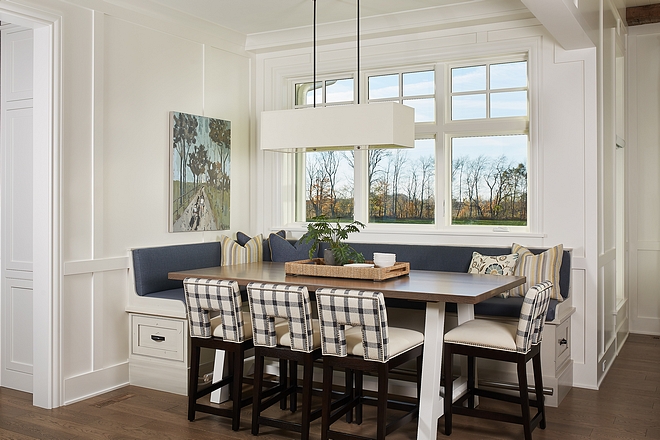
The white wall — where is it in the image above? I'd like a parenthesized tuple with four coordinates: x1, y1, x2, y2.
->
(628, 22, 660, 336)
(254, 17, 601, 388)
(3, 0, 253, 406)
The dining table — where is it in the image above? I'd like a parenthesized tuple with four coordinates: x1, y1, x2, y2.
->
(169, 261, 525, 440)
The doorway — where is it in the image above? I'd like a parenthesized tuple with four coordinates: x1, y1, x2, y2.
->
(0, 5, 59, 409)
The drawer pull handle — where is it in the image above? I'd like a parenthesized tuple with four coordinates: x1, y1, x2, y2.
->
(151, 335, 166, 342)
(558, 338, 568, 346)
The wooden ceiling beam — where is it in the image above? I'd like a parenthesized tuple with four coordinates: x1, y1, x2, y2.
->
(627, 3, 660, 26)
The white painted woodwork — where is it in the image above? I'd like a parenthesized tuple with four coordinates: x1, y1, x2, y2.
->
(0, 0, 650, 407)
(1, 26, 34, 393)
(628, 23, 660, 335)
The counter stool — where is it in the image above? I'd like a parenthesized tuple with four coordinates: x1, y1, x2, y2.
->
(246, 282, 322, 440)
(443, 280, 553, 440)
(183, 277, 253, 431)
(315, 288, 424, 440)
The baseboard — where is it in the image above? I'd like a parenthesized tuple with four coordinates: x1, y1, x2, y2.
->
(63, 362, 130, 405)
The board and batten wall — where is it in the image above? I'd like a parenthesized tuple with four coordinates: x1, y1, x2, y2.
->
(0, 0, 253, 407)
(628, 22, 660, 336)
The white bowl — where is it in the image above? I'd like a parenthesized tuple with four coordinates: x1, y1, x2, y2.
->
(373, 253, 396, 267)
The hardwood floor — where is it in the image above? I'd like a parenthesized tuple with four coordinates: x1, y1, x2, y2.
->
(0, 333, 658, 439)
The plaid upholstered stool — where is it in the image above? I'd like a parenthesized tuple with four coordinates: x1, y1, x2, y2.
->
(443, 280, 553, 440)
(246, 282, 323, 440)
(183, 277, 254, 431)
(315, 288, 424, 440)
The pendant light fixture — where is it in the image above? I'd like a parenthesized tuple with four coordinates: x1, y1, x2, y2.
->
(260, 0, 415, 152)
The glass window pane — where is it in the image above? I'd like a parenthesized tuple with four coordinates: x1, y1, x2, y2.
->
(451, 135, 527, 226)
(369, 139, 435, 224)
(305, 151, 354, 221)
(451, 94, 486, 120)
(490, 91, 527, 118)
(326, 78, 354, 103)
(295, 81, 321, 106)
(451, 65, 486, 93)
(369, 74, 399, 99)
(403, 98, 435, 123)
(490, 61, 527, 90)
(403, 71, 434, 96)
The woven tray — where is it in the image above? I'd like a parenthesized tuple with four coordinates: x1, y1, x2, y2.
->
(284, 259, 410, 281)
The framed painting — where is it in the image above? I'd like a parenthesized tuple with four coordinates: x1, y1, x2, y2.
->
(170, 111, 230, 232)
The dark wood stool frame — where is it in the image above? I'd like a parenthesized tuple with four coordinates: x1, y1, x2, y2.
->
(321, 345, 424, 440)
(443, 341, 546, 440)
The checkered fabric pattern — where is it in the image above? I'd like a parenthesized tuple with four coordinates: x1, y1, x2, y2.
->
(184, 277, 246, 342)
(515, 280, 553, 353)
(315, 288, 390, 363)
(246, 282, 314, 353)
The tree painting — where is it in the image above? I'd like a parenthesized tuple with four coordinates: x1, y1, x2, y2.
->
(170, 111, 230, 232)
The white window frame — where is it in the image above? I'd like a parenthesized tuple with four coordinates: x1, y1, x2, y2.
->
(284, 49, 539, 236)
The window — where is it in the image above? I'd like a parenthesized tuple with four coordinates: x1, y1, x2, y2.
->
(367, 70, 436, 224)
(291, 57, 529, 230)
(295, 78, 356, 221)
(448, 59, 529, 227)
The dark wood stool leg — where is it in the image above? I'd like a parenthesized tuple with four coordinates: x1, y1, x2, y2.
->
(279, 358, 288, 410)
(188, 341, 201, 422)
(321, 361, 333, 440)
(517, 358, 532, 440)
(290, 360, 298, 413)
(467, 355, 475, 408)
(355, 370, 363, 425)
(230, 347, 244, 431)
(345, 367, 354, 423)
(533, 352, 546, 429)
(376, 364, 388, 440)
(252, 349, 265, 435)
(300, 355, 314, 440)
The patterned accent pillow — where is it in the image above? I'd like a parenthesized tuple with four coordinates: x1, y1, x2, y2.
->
(220, 234, 263, 266)
(468, 252, 519, 276)
(510, 243, 564, 301)
(269, 233, 314, 262)
(468, 252, 520, 298)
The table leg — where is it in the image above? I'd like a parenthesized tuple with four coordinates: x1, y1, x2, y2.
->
(417, 301, 446, 440)
(210, 349, 229, 404)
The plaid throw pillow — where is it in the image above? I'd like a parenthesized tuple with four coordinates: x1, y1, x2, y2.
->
(510, 243, 563, 301)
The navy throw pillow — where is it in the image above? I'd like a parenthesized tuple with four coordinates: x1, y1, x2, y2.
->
(269, 233, 314, 262)
(237, 230, 285, 261)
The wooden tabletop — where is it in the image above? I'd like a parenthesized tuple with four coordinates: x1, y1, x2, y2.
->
(168, 261, 525, 304)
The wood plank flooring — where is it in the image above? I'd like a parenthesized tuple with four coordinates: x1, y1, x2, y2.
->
(0, 333, 658, 439)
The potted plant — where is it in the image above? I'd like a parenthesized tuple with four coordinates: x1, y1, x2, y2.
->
(301, 216, 366, 266)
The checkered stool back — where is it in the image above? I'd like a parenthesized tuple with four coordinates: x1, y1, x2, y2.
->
(247, 282, 314, 353)
(184, 277, 246, 342)
(315, 288, 390, 363)
(516, 281, 553, 353)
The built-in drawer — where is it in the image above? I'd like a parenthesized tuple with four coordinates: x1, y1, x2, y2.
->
(554, 318, 570, 369)
(131, 314, 185, 362)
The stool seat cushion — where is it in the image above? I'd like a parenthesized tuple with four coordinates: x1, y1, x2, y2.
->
(444, 319, 517, 352)
(210, 311, 254, 340)
(279, 319, 322, 349)
(346, 327, 424, 360)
